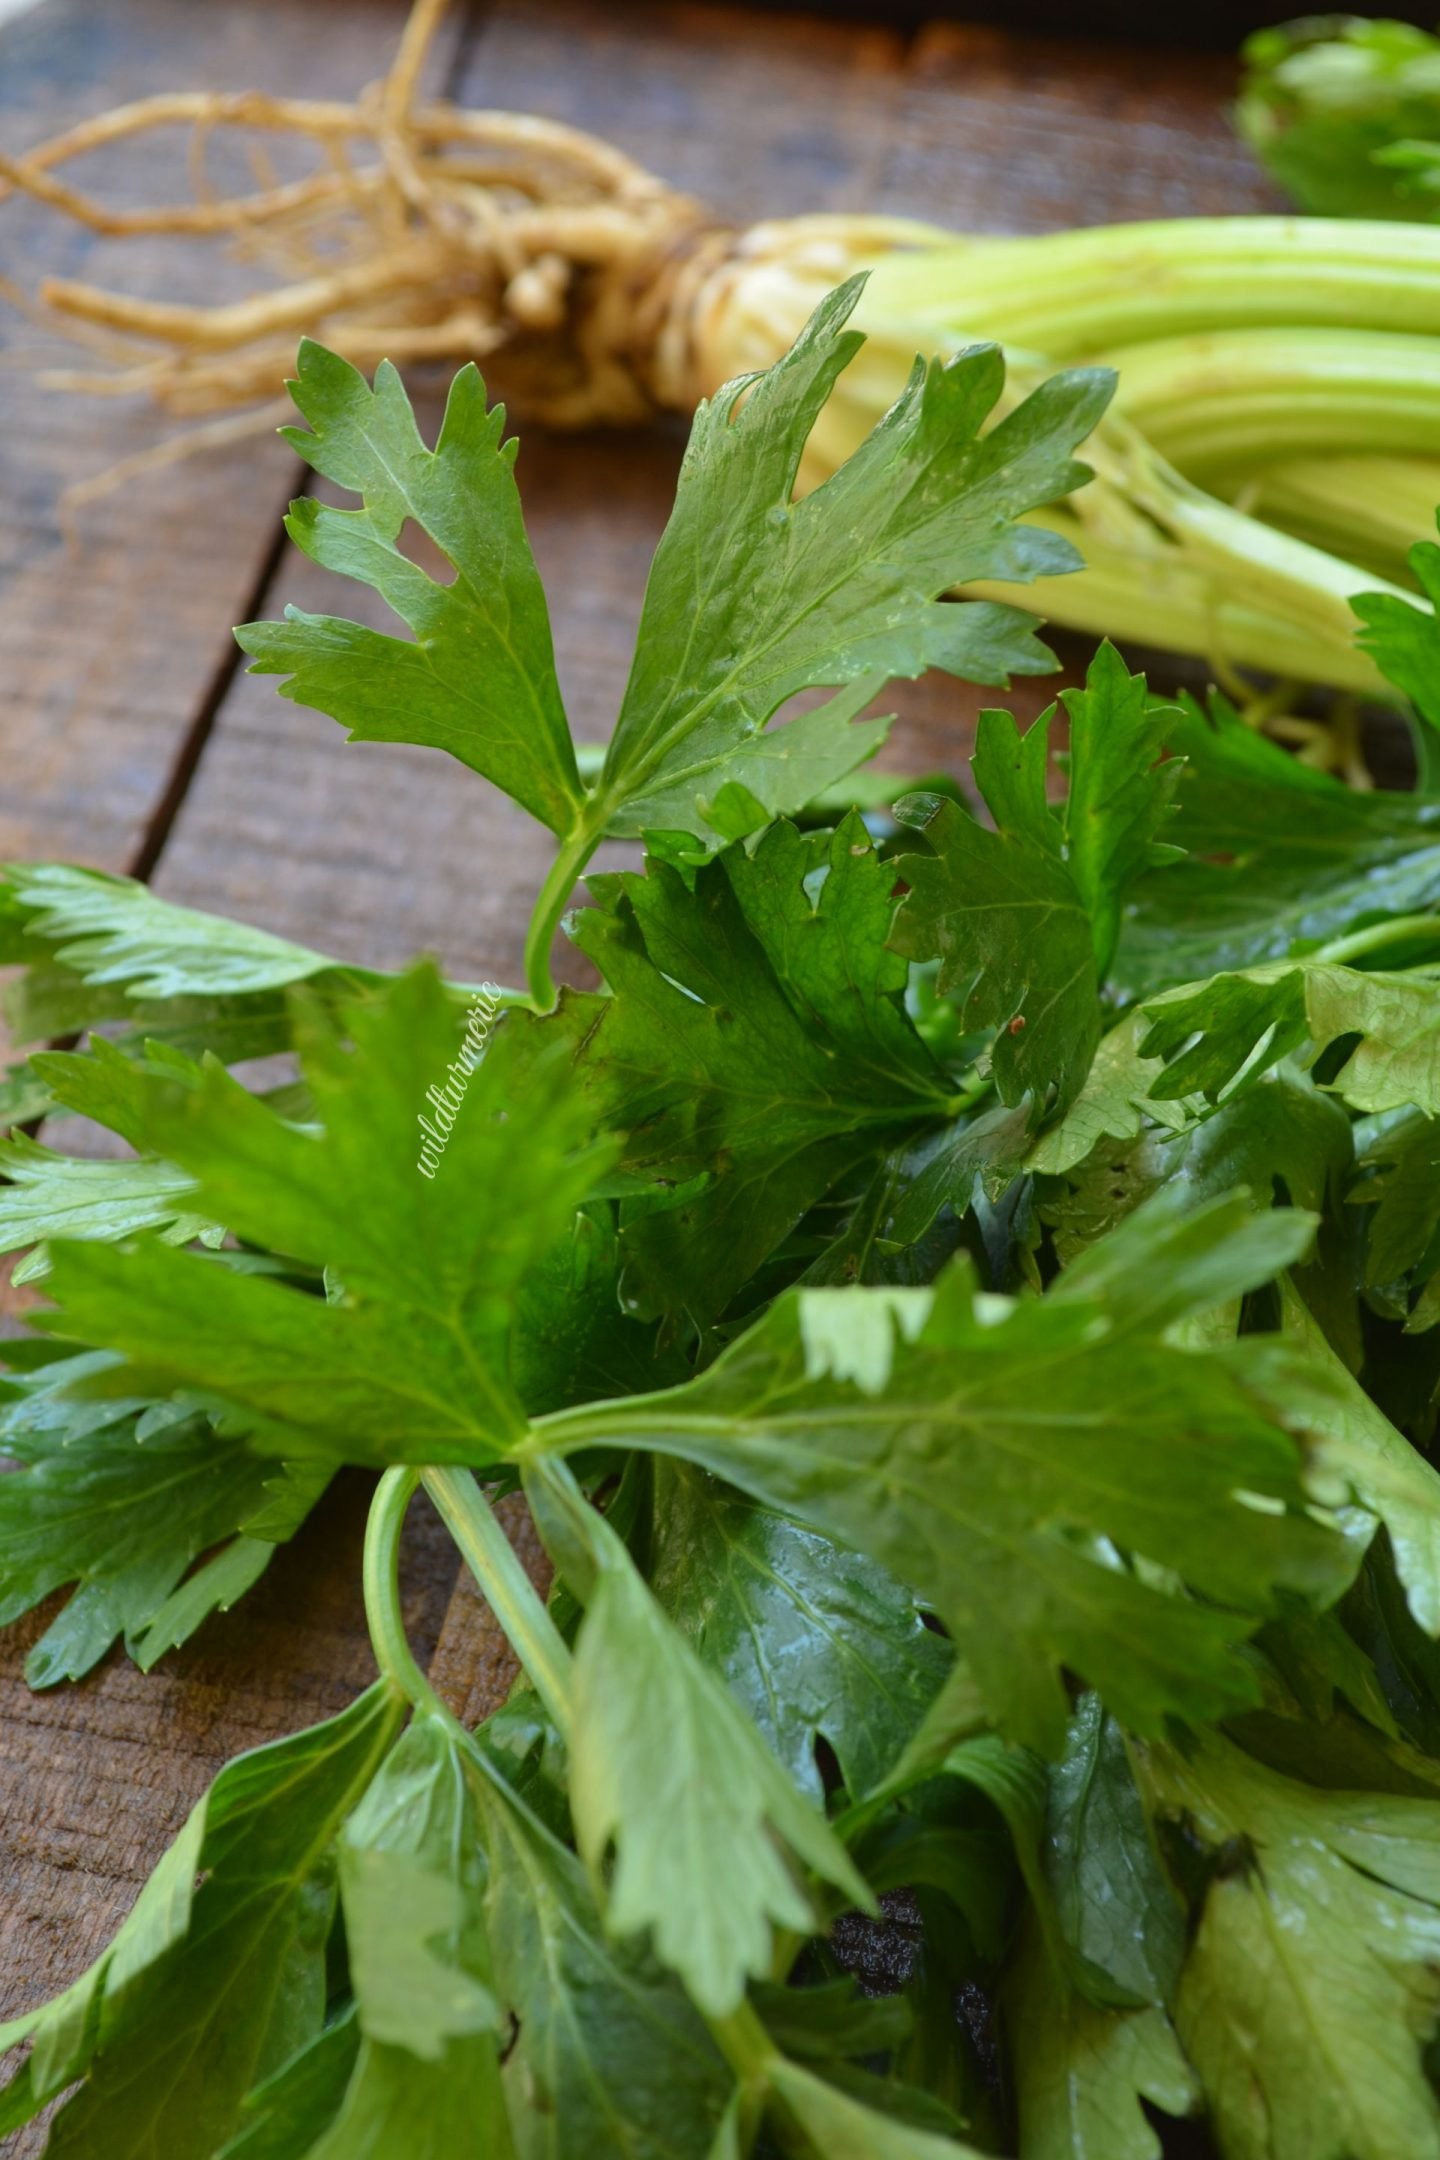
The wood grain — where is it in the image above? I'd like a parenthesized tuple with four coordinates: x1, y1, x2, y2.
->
(0, 4, 461, 2141)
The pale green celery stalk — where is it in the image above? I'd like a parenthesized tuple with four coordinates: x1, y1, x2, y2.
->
(852, 216, 1440, 354)
(703, 216, 1440, 384)
(1241, 455, 1440, 586)
(1098, 328, 1440, 472)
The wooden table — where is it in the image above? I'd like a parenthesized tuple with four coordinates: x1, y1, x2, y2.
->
(0, 4, 1277, 2144)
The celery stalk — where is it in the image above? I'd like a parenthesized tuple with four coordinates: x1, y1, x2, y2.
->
(1098, 329, 1440, 472)
(1241, 454, 1440, 584)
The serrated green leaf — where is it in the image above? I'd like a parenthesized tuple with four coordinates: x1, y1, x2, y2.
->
(1037, 1066, 1352, 1266)
(1141, 957, 1440, 1113)
(1057, 641, 1182, 976)
(40, 969, 616, 1465)
(237, 342, 582, 836)
(1115, 692, 1440, 998)
(598, 277, 1111, 843)
(1025, 1010, 1196, 1178)
(0, 862, 346, 1000)
(0, 1370, 316, 1684)
(892, 645, 1175, 1116)
(1144, 1730, 1440, 2160)
(567, 1524, 871, 2015)
(541, 1196, 1351, 1751)
(1240, 1284, 1440, 1637)
(519, 817, 952, 1321)
(0, 1133, 214, 1284)
(1353, 1107, 1440, 1318)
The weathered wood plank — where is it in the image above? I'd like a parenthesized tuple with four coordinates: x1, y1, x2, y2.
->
(0, 4, 465, 2133)
(0, 0, 421, 869)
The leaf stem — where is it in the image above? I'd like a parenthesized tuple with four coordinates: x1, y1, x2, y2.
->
(523, 801, 611, 1012)
(423, 1466, 575, 1740)
(707, 2001, 778, 2144)
(1311, 913, 1440, 966)
(363, 1466, 448, 1717)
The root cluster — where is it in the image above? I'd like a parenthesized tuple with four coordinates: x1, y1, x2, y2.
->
(0, 0, 733, 454)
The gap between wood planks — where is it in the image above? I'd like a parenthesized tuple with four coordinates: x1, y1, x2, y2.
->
(122, 0, 496, 887)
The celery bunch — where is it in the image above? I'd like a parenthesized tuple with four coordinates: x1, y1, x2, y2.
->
(693, 215, 1440, 693)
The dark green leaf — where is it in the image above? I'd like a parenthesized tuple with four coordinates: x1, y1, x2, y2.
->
(216, 2013, 360, 2160)
(0, 1360, 320, 1684)
(520, 818, 952, 1320)
(893, 645, 1175, 1115)
(1357, 533, 1440, 746)
(1115, 693, 1440, 998)
(1043, 1694, 1185, 2008)
(647, 1459, 949, 1802)
(0, 1682, 403, 2156)
(467, 1751, 732, 2160)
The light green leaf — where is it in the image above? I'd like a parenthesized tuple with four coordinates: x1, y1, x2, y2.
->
(41, 969, 616, 1465)
(1242, 1284, 1440, 1636)
(1145, 1730, 1440, 2160)
(1005, 1914, 1198, 2160)
(237, 341, 582, 836)
(599, 277, 1112, 843)
(0, 1134, 213, 1284)
(338, 1716, 499, 2060)
(568, 1534, 871, 2015)
(1025, 1011, 1196, 1178)
(1141, 956, 1440, 1114)
(304, 1715, 515, 2159)
(1356, 529, 1440, 739)
(0, 861, 346, 1000)
(1037, 1066, 1352, 1266)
